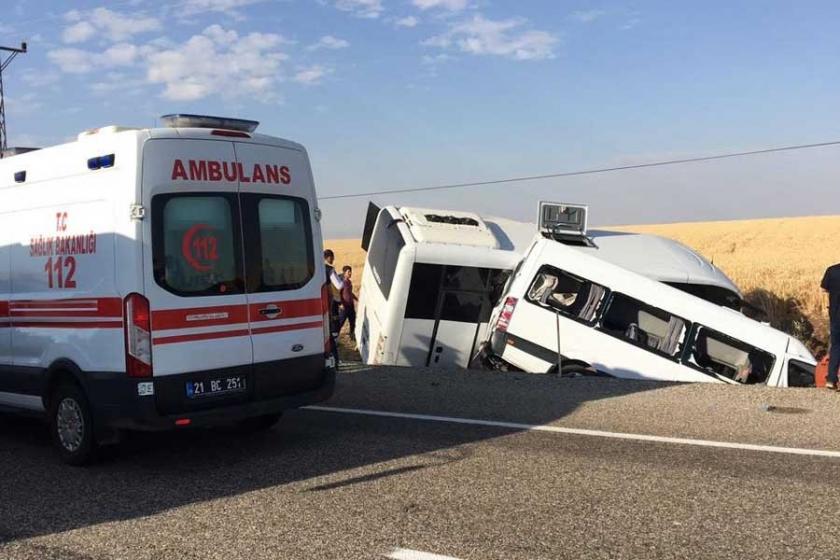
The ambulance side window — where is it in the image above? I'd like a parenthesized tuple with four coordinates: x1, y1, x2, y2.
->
(152, 194, 243, 296)
(241, 195, 315, 292)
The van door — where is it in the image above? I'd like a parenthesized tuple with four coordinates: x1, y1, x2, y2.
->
(143, 140, 253, 407)
(233, 142, 325, 396)
(429, 290, 486, 367)
(403, 265, 504, 369)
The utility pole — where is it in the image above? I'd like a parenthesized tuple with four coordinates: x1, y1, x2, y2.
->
(0, 42, 27, 154)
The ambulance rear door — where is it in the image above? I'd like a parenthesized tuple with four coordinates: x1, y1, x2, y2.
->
(142, 139, 253, 395)
(233, 141, 326, 396)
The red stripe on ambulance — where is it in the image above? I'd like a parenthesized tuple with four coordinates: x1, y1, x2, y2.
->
(13, 320, 123, 329)
(0, 298, 123, 327)
(150, 298, 323, 331)
(251, 321, 323, 336)
(10, 297, 123, 318)
(152, 319, 323, 346)
(249, 298, 322, 322)
(153, 328, 251, 346)
(151, 304, 249, 330)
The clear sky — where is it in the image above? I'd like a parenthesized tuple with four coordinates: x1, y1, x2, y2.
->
(2, 0, 839, 237)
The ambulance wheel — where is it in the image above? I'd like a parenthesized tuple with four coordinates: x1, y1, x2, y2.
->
(50, 383, 98, 466)
(235, 413, 282, 434)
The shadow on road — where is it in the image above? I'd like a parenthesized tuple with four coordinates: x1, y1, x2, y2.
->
(0, 364, 660, 544)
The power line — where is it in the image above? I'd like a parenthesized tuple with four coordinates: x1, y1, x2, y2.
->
(318, 139, 840, 201)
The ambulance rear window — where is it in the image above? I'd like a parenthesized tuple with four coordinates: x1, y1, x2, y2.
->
(242, 195, 314, 292)
(152, 194, 243, 296)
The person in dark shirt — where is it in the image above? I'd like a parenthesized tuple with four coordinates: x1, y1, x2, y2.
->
(338, 265, 358, 340)
(821, 263, 840, 389)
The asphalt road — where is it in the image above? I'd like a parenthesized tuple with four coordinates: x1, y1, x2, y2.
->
(2, 364, 840, 559)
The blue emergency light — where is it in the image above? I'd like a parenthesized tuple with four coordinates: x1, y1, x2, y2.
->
(87, 154, 116, 170)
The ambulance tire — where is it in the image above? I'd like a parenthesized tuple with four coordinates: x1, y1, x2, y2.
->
(49, 382, 98, 466)
(234, 413, 282, 434)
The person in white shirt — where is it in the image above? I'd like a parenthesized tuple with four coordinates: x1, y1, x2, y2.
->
(324, 249, 343, 365)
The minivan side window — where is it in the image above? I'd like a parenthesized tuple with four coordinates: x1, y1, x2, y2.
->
(242, 195, 314, 292)
(367, 215, 405, 300)
(599, 292, 687, 358)
(152, 194, 243, 296)
(685, 326, 775, 384)
(525, 265, 608, 325)
(787, 359, 815, 387)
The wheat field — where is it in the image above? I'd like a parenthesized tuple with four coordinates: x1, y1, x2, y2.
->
(325, 214, 840, 357)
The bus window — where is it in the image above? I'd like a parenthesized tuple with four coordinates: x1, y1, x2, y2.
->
(405, 263, 444, 320)
(525, 266, 606, 324)
(443, 266, 488, 291)
(787, 359, 816, 387)
(686, 326, 775, 384)
(600, 293, 687, 358)
(368, 215, 405, 300)
(441, 292, 484, 322)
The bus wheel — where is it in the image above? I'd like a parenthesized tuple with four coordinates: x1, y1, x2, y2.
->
(50, 383, 98, 466)
(235, 413, 282, 434)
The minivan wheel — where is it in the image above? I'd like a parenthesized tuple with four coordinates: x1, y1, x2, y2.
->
(50, 383, 98, 466)
(235, 413, 282, 434)
(557, 363, 597, 377)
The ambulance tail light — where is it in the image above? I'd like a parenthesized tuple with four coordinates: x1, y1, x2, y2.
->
(124, 293, 153, 378)
(321, 282, 334, 364)
(496, 297, 518, 333)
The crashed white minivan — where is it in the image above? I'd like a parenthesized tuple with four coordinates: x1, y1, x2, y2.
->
(478, 203, 817, 386)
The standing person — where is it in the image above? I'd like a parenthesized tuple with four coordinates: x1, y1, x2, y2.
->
(324, 249, 344, 366)
(338, 266, 359, 340)
(821, 262, 840, 389)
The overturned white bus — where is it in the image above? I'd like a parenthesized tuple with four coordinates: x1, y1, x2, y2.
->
(354, 202, 748, 371)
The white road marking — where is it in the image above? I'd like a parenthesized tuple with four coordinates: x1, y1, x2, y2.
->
(387, 548, 465, 560)
(306, 406, 840, 459)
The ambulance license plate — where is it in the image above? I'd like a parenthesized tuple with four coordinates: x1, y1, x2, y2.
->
(186, 376, 247, 399)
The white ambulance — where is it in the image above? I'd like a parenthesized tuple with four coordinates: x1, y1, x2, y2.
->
(0, 114, 335, 464)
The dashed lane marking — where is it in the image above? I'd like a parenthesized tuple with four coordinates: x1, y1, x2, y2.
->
(387, 548, 465, 560)
(305, 406, 840, 459)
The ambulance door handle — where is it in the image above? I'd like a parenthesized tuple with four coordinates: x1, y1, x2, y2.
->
(259, 305, 281, 319)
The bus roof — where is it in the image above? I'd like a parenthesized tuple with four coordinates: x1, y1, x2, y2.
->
(388, 205, 741, 298)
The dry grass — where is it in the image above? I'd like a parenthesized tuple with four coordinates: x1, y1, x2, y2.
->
(609, 215, 840, 356)
(326, 215, 840, 358)
(324, 238, 368, 279)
